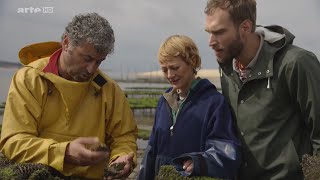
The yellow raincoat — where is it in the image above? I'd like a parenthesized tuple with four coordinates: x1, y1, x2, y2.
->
(0, 42, 138, 179)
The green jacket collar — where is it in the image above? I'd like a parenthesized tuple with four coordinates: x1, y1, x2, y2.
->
(221, 25, 295, 84)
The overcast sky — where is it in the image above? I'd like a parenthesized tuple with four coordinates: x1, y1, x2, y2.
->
(0, 0, 319, 74)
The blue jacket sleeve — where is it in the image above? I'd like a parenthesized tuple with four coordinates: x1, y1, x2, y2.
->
(173, 139, 241, 179)
(137, 144, 156, 180)
(172, 97, 241, 179)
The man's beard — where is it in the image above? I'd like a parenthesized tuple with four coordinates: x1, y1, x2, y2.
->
(217, 34, 243, 65)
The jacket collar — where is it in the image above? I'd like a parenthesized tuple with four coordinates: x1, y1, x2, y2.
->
(242, 41, 276, 82)
(163, 77, 201, 112)
(220, 42, 276, 85)
(220, 25, 295, 84)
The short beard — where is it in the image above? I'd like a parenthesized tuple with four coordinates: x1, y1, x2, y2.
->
(218, 33, 243, 65)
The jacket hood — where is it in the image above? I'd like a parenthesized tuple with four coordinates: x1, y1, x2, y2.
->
(191, 78, 217, 95)
(256, 25, 295, 50)
(19, 41, 61, 65)
(219, 25, 296, 75)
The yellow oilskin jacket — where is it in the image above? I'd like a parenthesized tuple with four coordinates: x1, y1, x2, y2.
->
(0, 42, 138, 179)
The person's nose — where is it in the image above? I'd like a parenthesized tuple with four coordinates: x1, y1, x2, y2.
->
(87, 62, 98, 74)
(209, 34, 218, 47)
(167, 69, 175, 79)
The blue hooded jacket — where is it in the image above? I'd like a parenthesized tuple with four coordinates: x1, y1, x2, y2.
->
(138, 78, 241, 179)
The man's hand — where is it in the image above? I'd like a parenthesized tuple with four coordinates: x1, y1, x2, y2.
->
(65, 137, 110, 166)
(183, 159, 193, 173)
(105, 152, 135, 180)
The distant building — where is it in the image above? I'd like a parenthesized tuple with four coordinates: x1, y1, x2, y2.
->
(136, 69, 221, 88)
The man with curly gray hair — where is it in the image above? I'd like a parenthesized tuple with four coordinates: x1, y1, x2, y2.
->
(60, 12, 115, 82)
(63, 12, 115, 57)
(0, 13, 137, 179)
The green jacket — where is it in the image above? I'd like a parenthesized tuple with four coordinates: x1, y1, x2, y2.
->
(219, 25, 320, 180)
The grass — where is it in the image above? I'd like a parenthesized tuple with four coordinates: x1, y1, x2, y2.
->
(125, 86, 169, 90)
(128, 97, 159, 108)
(125, 91, 163, 95)
(125, 88, 163, 108)
(138, 128, 151, 140)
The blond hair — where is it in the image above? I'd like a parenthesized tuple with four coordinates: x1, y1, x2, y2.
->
(157, 35, 201, 74)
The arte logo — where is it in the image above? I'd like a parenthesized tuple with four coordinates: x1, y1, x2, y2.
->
(17, 7, 54, 14)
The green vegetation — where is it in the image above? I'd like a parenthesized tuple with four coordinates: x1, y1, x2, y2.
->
(138, 128, 151, 140)
(126, 91, 163, 95)
(0, 102, 5, 116)
(155, 165, 222, 180)
(0, 102, 5, 109)
(126, 86, 169, 90)
(0, 167, 63, 180)
(128, 97, 159, 108)
(125, 87, 163, 107)
(0, 156, 117, 180)
(125, 88, 162, 109)
(0, 167, 16, 179)
(125, 87, 168, 97)
(0, 156, 65, 180)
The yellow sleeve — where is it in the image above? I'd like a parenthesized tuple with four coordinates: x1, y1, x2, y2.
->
(0, 67, 68, 172)
(104, 82, 138, 166)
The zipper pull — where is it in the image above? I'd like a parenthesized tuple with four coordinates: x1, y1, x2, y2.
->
(267, 77, 271, 89)
(170, 126, 174, 136)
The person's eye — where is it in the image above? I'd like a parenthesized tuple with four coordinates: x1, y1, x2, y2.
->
(172, 66, 179, 70)
(162, 69, 168, 73)
(214, 30, 225, 36)
(84, 58, 91, 62)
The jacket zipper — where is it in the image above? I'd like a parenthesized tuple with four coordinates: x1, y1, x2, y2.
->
(170, 96, 188, 136)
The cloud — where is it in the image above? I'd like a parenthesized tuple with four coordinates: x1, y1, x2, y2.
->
(0, 0, 318, 75)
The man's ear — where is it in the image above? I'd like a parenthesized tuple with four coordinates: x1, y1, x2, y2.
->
(62, 35, 70, 51)
(239, 19, 254, 33)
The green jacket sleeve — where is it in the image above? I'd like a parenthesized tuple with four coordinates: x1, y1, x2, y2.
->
(285, 50, 320, 154)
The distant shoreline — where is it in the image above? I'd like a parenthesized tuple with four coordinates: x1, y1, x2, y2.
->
(0, 61, 21, 69)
